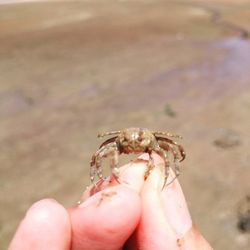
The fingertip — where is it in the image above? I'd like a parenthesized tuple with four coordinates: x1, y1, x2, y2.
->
(26, 199, 66, 219)
(177, 225, 214, 250)
(69, 186, 141, 250)
(9, 199, 71, 250)
(119, 159, 148, 192)
(138, 152, 164, 165)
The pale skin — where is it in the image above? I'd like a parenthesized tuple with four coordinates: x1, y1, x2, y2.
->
(9, 153, 213, 250)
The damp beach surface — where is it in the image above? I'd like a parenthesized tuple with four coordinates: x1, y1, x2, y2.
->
(0, 1, 250, 249)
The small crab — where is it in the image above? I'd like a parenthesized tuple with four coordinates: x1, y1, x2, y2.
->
(90, 127, 186, 186)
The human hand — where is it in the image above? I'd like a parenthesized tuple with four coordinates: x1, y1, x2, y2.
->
(9, 153, 213, 250)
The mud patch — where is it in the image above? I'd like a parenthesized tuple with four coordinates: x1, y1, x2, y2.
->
(213, 129, 241, 149)
(237, 196, 250, 233)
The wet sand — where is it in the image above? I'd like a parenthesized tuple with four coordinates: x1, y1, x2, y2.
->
(0, 0, 250, 249)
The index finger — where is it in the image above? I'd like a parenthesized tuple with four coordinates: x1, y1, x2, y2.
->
(68, 160, 147, 250)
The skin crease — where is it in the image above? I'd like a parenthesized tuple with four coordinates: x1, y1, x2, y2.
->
(9, 153, 213, 250)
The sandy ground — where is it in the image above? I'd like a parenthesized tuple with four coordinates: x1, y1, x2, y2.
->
(0, 0, 250, 249)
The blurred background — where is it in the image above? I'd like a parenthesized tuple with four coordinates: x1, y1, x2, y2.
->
(0, 0, 250, 249)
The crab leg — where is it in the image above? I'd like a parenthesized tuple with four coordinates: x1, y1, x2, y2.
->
(98, 130, 121, 138)
(90, 142, 119, 183)
(157, 139, 183, 186)
(110, 149, 120, 183)
(156, 136, 186, 162)
(144, 150, 154, 180)
(153, 131, 182, 139)
(158, 140, 179, 162)
(153, 146, 170, 188)
(98, 136, 117, 149)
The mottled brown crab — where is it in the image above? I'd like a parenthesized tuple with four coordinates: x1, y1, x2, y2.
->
(90, 127, 185, 186)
